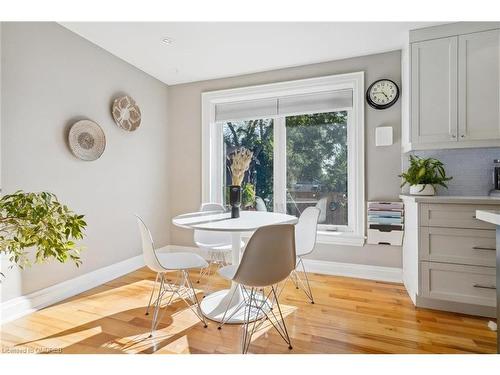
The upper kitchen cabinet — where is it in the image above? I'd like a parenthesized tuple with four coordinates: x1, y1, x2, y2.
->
(405, 23, 500, 151)
(411, 37, 458, 145)
(458, 29, 500, 141)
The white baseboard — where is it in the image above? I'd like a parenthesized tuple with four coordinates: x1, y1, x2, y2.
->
(166, 245, 403, 283)
(1, 255, 144, 324)
(302, 258, 402, 283)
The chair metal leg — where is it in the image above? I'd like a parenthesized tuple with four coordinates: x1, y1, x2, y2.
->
(217, 285, 248, 330)
(269, 286, 293, 350)
(239, 285, 293, 354)
(149, 273, 166, 337)
(290, 269, 300, 289)
(197, 254, 213, 283)
(185, 271, 208, 328)
(241, 287, 255, 354)
(149, 270, 208, 338)
(295, 257, 315, 304)
(145, 272, 160, 315)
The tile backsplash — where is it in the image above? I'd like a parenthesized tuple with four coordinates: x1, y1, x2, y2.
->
(402, 148, 500, 196)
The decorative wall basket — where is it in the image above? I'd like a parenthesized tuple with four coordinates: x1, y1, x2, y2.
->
(68, 120, 106, 161)
(112, 95, 141, 131)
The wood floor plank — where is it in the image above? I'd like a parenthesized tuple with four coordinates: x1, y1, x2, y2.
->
(0, 266, 496, 354)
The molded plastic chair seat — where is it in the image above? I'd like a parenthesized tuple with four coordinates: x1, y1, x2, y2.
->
(136, 216, 208, 335)
(210, 241, 245, 252)
(194, 203, 238, 285)
(218, 264, 238, 280)
(156, 251, 208, 270)
(290, 207, 320, 303)
(224, 224, 296, 353)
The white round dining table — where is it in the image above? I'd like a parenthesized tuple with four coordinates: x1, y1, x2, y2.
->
(172, 210, 298, 324)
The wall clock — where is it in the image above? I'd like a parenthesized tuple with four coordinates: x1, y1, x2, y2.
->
(366, 79, 400, 110)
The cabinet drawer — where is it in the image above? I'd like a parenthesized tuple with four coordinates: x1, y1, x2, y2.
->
(420, 262, 496, 306)
(420, 227, 496, 266)
(420, 203, 497, 229)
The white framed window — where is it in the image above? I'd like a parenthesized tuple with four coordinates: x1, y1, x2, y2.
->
(202, 72, 365, 246)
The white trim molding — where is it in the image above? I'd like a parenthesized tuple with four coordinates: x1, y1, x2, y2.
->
(1, 255, 145, 324)
(201, 72, 365, 246)
(302, 258, 403, 283)
(168, 245, 402, 284)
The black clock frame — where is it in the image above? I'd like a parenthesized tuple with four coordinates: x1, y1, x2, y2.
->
(366, 79, 400, 110)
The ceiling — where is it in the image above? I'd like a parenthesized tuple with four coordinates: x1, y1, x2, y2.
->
(60, 22, 443, 85)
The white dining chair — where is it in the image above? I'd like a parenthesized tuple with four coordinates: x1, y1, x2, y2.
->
(255, 196, 268, 211)
(291, 206, 320, 304)
(194, 203, 241, 284)
(315, 197, 328, 224)
(136, 216, 209, 337)
(217, 224, 296, 353)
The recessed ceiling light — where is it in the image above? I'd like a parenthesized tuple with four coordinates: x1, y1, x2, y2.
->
(161, 37, 173, 45)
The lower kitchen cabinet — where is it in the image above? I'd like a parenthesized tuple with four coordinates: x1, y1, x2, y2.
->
(401, 195, 499, 317)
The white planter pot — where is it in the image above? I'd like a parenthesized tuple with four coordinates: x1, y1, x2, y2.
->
(410, 184, 435, 196)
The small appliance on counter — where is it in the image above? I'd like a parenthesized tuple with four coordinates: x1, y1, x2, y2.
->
(489, 159, 500, 197)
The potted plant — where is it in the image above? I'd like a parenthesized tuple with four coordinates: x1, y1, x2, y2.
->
(228, 148, 253, 218)
(0, 191, 87, 277)
(400, 155, 452, 196)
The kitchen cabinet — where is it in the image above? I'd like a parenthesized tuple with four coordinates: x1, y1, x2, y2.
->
(406, 23, 500, 151)
(401, 195, 500, 318)
(411, 37, 458, 145)
(458, 29, 500, 141)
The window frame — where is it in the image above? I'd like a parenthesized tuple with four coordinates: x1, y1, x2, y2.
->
(201, 72, 365, 246)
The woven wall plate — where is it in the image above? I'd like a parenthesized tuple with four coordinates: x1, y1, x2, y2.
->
(68, 120, 106, 161)
(112, 95, 141, 131)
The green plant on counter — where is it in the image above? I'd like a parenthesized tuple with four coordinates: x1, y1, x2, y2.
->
(400, 155, 452, 191)
(242, 182, 256, 209)
(0, 191, 87, 277)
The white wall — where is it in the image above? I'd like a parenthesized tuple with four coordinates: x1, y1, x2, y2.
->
(167, 50, 403, 268)
(1, 23, 170, 302)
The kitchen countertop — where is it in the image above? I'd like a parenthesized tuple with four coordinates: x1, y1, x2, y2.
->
(476, 210, 500, 226)
(399, 194, 500, 204)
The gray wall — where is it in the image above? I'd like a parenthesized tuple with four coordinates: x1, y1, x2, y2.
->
(167, 50, 403, 268)
(1, 23, 170, 302)
(406, 148, 500, 196)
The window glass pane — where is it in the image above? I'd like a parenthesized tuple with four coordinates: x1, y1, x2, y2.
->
(222, 119, 274, 211)
(286, 111, 348, 226)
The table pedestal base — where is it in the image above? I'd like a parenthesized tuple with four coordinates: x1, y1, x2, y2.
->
(200, 287, 270, 324)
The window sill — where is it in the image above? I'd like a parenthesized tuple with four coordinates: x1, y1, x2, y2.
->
(241, 230, 365, 247)
(316, 231, 365, 246)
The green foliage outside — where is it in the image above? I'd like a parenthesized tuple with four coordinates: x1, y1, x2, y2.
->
(286, 112, 348, 195)
(222, 111, 348, 211)
(0, 191, 87, 276)
(223, 119, 274, 209)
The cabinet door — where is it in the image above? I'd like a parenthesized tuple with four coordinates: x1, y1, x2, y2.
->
(458, 29, 500, 141)
(411, 37, 458, 144)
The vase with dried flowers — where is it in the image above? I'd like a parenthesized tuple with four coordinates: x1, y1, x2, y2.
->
(228, 147, 253, 218)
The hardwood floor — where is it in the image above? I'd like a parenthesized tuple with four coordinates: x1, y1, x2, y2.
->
(1, 266, 497, 354)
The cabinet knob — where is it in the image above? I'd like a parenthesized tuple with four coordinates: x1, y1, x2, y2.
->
(451, 134, 456, 138)
(460, 134, 465, 138)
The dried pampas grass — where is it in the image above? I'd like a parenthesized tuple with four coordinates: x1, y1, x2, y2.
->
(230, 148, 253, 186)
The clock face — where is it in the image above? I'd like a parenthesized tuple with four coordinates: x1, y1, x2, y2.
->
(367, 79, 399, 109)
